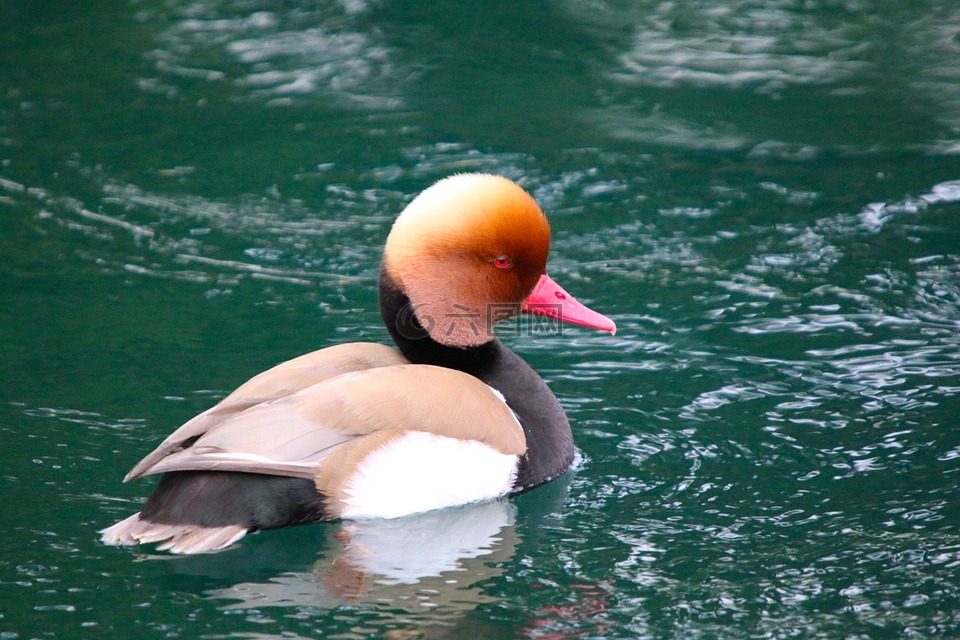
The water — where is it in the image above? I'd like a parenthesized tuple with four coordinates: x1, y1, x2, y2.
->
(2, 0, 960, 637)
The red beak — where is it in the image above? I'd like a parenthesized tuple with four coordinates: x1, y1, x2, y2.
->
(522, 274, 617, 335)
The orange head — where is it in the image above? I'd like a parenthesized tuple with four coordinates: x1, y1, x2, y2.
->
(383, 174, 551, 347)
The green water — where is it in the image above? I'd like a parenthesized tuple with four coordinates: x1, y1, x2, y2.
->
(3, 0, 960, 638)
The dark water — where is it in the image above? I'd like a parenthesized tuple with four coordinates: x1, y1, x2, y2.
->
(3, 1, 960, 638)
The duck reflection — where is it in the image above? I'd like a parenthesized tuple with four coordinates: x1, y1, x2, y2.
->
(135, 472, 572, 637)
(321, 498, 517, 598)
(201, 502, 503, 640)
(199, 472, 570, 616)
(206, 498, 518, 611)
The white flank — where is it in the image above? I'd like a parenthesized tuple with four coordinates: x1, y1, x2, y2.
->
(340, 431, 519, 520)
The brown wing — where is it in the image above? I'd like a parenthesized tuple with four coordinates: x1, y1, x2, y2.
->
(126, 364, 526, 482)
(124, 342, 408, 481)
(220, 342, 409, 402)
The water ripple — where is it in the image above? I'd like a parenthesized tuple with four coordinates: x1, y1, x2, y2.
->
(142, 2, 409, 108)
(611, 4, 868, 92)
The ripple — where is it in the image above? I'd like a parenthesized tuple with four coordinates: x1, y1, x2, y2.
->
(142, 1, 409, 108)
(1, 167, 396, 289)
(859, 179, 960, 232)
(566, 1, 960, 155)
(560, 0, 871, 92)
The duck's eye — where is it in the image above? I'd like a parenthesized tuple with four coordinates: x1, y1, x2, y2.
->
(494, 255, 512, 269)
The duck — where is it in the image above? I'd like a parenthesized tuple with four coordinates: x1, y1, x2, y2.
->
(100, 173, 616, 554)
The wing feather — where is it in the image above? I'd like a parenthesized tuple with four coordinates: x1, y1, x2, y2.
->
(125, 342, 407, 481)
(125, 361, 526, 483)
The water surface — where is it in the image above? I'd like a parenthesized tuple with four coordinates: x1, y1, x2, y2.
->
(2, 1, 960, 638)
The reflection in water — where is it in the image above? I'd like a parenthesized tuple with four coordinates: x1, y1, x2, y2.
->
(330, 501, 516, 589)
(187, 477, 571, 636)
(208, 500, 517, 612)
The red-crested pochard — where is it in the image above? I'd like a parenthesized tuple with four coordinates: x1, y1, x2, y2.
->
(101, 173, 616, 553)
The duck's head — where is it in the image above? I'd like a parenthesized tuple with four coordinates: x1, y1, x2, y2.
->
(383, 173, 616, 347)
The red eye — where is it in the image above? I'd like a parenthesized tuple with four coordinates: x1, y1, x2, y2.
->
(494, 255, 512, 269)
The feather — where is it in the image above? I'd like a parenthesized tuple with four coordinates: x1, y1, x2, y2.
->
(100, 513, 247, 554)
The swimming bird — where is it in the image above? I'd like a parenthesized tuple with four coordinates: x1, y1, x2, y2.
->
(100, 173, 616, 554)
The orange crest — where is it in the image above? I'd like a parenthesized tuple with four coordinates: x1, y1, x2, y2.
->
(384, 174, 551, 347)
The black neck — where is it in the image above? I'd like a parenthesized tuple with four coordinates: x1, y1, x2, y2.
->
(377, 269, 497, 372)
(378, 268, 574, 490)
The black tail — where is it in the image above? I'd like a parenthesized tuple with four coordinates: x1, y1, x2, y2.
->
(102, 471, 326, 553)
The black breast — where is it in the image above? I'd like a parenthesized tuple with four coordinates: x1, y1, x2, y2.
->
(378, 269, 576, 491)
